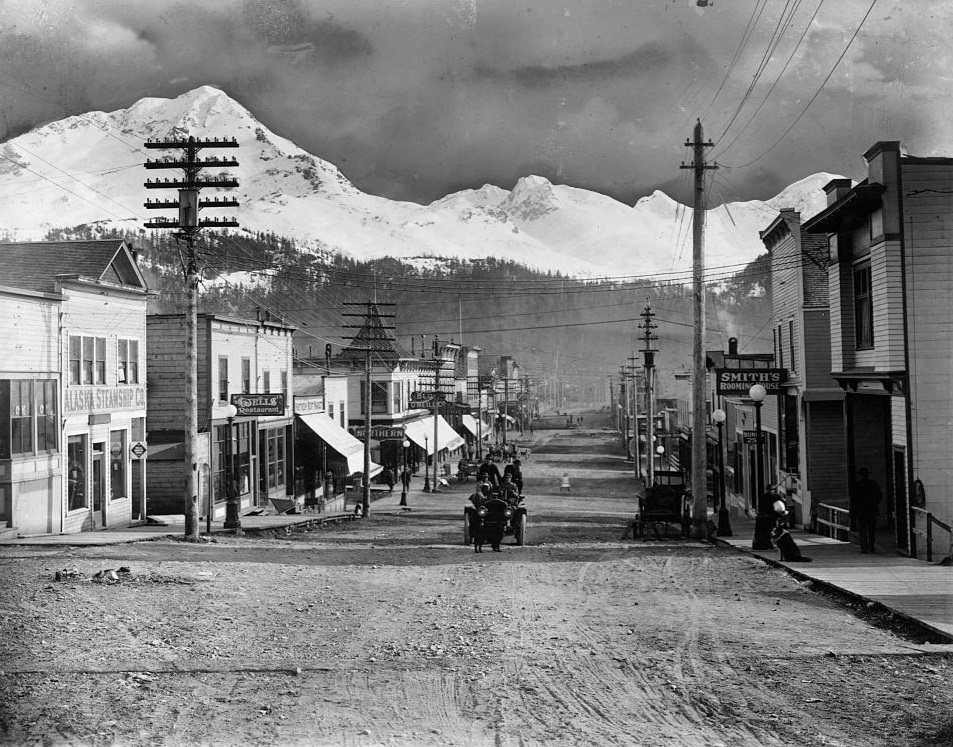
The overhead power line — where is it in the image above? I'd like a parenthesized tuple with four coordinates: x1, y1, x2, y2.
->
(721, 0, 880, 169)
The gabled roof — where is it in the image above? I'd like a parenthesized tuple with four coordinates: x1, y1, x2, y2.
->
(0, 239, 148, 294)
(335, 302, 412, 364)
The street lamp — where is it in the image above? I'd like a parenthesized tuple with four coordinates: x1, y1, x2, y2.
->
(655, 444, 665, 472)
(400, 439, 411, 507)
(712, 408, 730, 536)
(221, 402, 241, 532)
(423, 435, 432, 493)
(748, 384, 772, 550)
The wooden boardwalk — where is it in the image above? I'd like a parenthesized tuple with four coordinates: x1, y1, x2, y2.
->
(721, 521, 953, 640)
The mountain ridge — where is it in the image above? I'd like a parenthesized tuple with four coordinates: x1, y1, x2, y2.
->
(0, 86, 845, 279)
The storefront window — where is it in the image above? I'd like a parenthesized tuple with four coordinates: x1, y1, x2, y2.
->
(262, 427, 286, 490)
(67, 435, 87, 511)
(110, 431, 126, 501)
(1, 379, 57, 457)
(36, 381, 57, 452)
(10, 380, 33, 455)
(235, 421, 252, 494)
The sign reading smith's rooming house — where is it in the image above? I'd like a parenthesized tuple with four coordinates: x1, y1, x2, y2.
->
(715, 368, 787, 395)
(231, 394, 286, 416)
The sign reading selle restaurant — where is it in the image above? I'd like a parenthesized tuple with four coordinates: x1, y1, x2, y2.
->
(231, 394, 286, 416)
(714, 368, 787, 395)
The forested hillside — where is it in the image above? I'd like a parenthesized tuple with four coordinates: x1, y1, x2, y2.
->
(37, 225, 773, 397)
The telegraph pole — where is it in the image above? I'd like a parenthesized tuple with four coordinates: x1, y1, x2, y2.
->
(681, 120, 717, 539)
(627, 357, 641, 481)
(144, 136, 239, 541)
(639, 305, 658, 487)
(429, 342, 440, 493)
(342, 301, 396, 518)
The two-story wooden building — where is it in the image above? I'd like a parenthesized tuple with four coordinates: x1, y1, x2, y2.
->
(0, 240, 150, 536)
(804, 140, 953, 553)
(146, 312, 295, 518)
(759, 210, 849, 528)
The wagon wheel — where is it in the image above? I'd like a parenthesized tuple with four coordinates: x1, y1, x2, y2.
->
(464, 510, 472, 546)
(515, 512, 527, 546)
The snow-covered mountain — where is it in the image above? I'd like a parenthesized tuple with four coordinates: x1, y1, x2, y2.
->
(0, 86, 843, 278)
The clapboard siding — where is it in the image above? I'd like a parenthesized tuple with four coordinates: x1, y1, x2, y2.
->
(902, 161, 953, 522)
(0, 292, 59, 373)
(803, 309, 835, 388)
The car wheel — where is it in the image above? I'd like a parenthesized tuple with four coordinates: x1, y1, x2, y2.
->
(515, 512, 527, 546)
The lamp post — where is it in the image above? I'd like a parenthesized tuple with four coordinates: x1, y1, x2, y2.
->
(400, 438, 410, 506)
(712, 408, 730, 536)
(222, 403, 241, 532)
(749, 384, 773, 549)
(655, 444, 665, 472)
(423, 435, 432, 492)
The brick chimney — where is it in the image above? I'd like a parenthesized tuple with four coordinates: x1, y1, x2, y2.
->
(822, 178, 853, 207)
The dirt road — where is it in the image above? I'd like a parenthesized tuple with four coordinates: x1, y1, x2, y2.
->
(1, 426, 950, 746)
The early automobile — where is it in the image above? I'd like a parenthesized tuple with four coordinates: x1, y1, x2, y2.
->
(464, 488, 527, 547)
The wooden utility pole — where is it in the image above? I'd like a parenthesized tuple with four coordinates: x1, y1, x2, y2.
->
(144, 136, 239, 541)
(639, 306, 658, 486)
(431, 347, 440, 492)
(342, 301, 396, 518)
(681, 120, 717, 539)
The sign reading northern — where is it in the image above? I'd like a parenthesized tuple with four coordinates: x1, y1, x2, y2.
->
(231, 393, 286, 416)
(350, 426, 406, 440)
(714, 368, 787, 395)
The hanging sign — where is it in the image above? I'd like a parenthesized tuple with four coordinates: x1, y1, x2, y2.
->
(350, 426, 406, 440)
(715, 368, 787, 395)
(231, 393, 285, 416)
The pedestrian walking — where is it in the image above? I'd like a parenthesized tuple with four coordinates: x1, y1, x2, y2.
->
(400, 468, 412, 492)
(383, 467, 395, 493)
(852, 467, 882, 553)
(560, 472, 571, 492)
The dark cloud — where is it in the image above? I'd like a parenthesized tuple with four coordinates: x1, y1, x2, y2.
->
(478, 42, 678, 86)
(1, 0, 951, 206)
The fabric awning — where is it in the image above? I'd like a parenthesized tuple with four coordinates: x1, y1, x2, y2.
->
(297, 413, 382, 477)
(437, 415, 466, 452)
(461, 414, 490, 440)
(404, 416, 465, 454)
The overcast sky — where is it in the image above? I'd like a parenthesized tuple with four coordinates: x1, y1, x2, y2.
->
(0, 0, 949, 205)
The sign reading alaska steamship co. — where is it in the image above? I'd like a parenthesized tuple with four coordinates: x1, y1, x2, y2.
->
(231, 393, 286, 416)
(714, 368, 787, 395)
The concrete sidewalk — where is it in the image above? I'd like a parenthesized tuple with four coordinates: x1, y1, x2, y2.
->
(717, 513, 953, 641)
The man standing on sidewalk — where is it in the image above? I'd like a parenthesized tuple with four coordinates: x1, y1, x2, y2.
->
(852, 467, 882, 554)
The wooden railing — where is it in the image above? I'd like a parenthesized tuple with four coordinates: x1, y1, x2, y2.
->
(815, 502, 850, 542)
(910, 507, 952, 563)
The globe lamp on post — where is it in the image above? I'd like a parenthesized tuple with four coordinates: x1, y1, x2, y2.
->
(221, 402, 241, 532)
(423, 435, 432, 493)
(655, 443, 665, 472)
(748, 384, 773, 550)
(712, 408, 730, 536)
